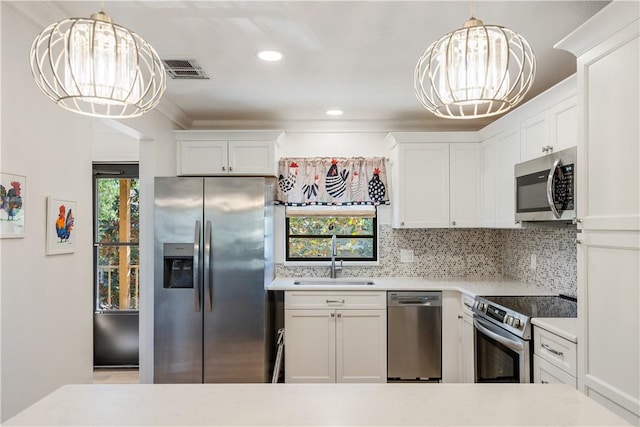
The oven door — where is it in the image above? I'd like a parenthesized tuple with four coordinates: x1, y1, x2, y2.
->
(474, 316, 530, 383)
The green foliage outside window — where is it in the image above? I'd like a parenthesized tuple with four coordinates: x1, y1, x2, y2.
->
(287, 216, 376, 260)
(96, 178, 139, 310)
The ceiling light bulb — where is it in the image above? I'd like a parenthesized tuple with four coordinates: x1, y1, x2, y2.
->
(325, 109, 343, 116)
(257, 50, 283, 61)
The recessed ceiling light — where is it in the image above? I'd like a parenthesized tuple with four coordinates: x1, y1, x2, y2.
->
(325, 109, 343, 116)
(257, 50, 283, 62)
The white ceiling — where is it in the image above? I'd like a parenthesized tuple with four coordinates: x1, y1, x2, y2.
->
(20, 1, 609, 131)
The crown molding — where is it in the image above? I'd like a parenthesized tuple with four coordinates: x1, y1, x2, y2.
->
(189, 118, 486, 133)
(155, 97, 193, 130)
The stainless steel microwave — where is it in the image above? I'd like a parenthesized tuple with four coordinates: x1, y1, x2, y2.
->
(514, 147, 576, 223)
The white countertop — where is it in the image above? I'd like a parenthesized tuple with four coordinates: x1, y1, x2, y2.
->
(532, 317, 579, 343)
(269, 276, 552, 297)
(4, 383, 630, 426)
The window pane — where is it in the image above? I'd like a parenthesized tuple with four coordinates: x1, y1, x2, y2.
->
(97, 178, 139, 243)
(288, 237, 374, 259)
(97, 245, 139, 310)
(289, 217, 373, 236)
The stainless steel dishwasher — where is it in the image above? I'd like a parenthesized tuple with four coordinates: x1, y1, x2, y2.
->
(387, 291, 442, 382)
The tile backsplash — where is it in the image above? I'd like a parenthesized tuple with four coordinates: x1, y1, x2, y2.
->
(276, 225, 577, 296)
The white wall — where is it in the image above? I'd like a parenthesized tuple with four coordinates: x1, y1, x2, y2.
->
(0, 3, 93, 421)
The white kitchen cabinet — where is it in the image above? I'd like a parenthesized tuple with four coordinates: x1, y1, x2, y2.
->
(284, 291, 386, 383)
(576, 231, 639, 423)
(534, 355, 577, 388)
(388, 135, 481, 229)
(533, 325, 577, 388)
(393, 142, 450, 228)
(557, 3, 640, 423)
(480, 130, 521, 229)
(442, 292, 475, 384)
(449, 144, 481, 228)
(460, 294, 475, 383)
(441, 291, 462, 383)
(520, 96, 577, 162)
(175, 130, 283, 176)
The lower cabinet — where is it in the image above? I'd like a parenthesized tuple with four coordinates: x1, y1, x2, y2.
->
(533, 325, 577, 388)
(284, 291, 387, 383)
(442, 291, 475, 383)
(460, 296, 475, 383)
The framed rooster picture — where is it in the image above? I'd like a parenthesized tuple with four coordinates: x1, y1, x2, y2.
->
(0, 172, 26, 238)
(46, 196, 76, 255)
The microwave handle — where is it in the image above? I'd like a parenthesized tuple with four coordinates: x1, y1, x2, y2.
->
(546, 158, 562, 219)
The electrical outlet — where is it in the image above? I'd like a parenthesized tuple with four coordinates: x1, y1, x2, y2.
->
(530, 254, 537, 270)
(400, 249, 414, 263)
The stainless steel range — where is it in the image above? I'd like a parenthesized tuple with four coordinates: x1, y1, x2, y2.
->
(472, 295, 577, 383)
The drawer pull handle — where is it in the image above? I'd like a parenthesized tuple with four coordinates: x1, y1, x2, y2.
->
(542, 343, 564, 356)
(541, 380, 549, 384)
(463, 302, 473, 308)
(326, 299, 345, 305)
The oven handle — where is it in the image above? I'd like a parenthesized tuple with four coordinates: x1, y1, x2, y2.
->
(474, 317, 525, 353)
(546, 158, 562, 219)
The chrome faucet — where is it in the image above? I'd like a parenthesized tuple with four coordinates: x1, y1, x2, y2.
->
(330, 235, 343, 279)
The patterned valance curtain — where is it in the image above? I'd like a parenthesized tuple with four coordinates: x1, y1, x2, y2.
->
(275, 157, 390, 206)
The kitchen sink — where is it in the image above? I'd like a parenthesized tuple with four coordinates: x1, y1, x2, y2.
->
(293, 280, 375, 286)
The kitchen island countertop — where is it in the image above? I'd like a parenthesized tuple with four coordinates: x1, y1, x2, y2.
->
(4, 383, 630, 426)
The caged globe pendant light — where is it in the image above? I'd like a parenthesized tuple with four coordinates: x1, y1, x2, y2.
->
(414, 3, 536, 119)
(30, 9, 166, 119)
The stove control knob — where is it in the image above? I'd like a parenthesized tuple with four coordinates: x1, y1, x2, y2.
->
(476, 302, 486, 311)
(504, 315, 513, 326)
(512, 318, 521, 328)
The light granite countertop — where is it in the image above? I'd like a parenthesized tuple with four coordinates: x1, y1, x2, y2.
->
(4, 383, 630, 426)
(269, 276, 555, 297)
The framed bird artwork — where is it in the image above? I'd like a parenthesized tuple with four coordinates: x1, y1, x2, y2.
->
(0, 172, 26, 238)
(46, 196, 76, 255)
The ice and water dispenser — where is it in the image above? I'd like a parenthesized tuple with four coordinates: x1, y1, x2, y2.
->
(163, 243, 194, 288)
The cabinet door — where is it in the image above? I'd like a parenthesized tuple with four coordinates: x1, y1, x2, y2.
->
(335, 309, 386, 383)
(579, 33, 639, 231)
(496, 130, 521, 228)
(397, 143, 450, 228)
(520, 111, 550, 161)
(228, 140, 276, 176)
(450, 144, 481, 228)
(462, 313, 475, 383)
(177, 141, 228, 176)
(520, 111, 549, 161)
(441, 291, 462, 383)
(549, 96, 577, 153)
(480, 138, 497, 227)
(578, 231, 639, 421)
(284, 309, 335, 383)
(534, 355, 577, 388)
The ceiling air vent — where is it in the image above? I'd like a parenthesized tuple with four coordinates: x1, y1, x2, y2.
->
(162, 59, 209, 80)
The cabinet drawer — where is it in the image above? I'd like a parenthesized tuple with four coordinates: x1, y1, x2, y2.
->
(461, 294, 474, 317)
(534, 354, 577, 388)
(533, 326, 577, 376)
(285, 291, 386, 310)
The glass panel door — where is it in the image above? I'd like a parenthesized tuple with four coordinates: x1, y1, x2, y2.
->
(93, 163, 140, 368)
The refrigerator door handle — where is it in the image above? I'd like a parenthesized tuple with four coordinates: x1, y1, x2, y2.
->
(194, 220, 202, 312)
(204, 220, 213, 312)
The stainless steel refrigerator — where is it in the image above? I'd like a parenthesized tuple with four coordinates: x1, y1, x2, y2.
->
(153, 177, 275, 383)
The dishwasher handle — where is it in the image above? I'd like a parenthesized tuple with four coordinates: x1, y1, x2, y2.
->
(387, 292, 442, 307)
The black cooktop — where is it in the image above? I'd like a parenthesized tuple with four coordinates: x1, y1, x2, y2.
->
(482, 295, 577, 318)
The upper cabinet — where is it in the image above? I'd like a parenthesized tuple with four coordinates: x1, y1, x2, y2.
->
(175, 130, 284, 176)
(520, 96, 577, 162)
(387, 133, 481, 229)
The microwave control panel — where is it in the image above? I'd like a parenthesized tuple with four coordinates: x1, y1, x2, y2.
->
(553, 164, 574, 210)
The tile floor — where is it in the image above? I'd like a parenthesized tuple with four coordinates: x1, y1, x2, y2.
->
(93, 369, 139, 384)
